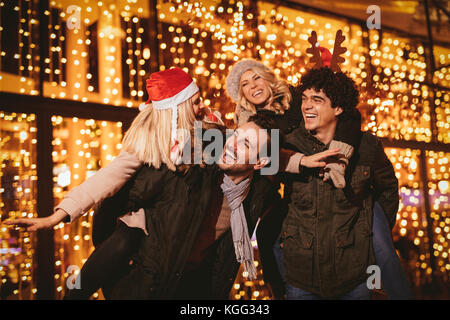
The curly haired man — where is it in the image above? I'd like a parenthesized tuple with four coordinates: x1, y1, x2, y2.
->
(280, 67, 402, 299)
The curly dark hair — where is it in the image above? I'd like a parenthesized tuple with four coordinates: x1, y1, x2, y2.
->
(298, 67, 359, 120)
(247, 113, 285, 159)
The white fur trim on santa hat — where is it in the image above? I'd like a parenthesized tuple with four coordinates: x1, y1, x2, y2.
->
(151, 80, 199, 164)
(139, 103, 149, 111)
(152, 81, 199, 110)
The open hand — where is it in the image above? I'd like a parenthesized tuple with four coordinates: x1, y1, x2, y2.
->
(3, 209, 67, 232)
(4, 217, 56, 231)
(300, 148, 340, 168)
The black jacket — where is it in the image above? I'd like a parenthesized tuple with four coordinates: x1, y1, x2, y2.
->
(103, 164, 281, 299)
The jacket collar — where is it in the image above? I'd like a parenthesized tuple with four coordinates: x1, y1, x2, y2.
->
(286, 123, 328, 156)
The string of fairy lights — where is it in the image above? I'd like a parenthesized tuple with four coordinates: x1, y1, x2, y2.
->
(0, 0, 448, 299)
(387, 148, 449, 287)
(361, 31, 432, 143)
(0, 112, 37, 299)
(51, 116, 123, 299)
(121, 5, 149, 105)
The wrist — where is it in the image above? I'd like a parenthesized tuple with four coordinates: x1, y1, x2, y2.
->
(299, 156, 306, 172)
(299, 155, 306, 167)
(50, 209, 69, 225)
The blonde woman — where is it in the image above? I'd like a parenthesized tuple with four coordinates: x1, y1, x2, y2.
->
(227, 60, 413, 300)
(226, 60, 361, 298)
(226, 60, 292, 126)
(226, 59, 361, 185)
(6, 65, 339, 299)
(6, 68, 208, 299)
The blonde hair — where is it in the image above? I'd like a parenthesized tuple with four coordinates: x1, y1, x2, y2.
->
(122, 98, 196, 172)
(236, 66, 291, 116)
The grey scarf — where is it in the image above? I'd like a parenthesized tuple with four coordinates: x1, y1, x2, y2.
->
(220, 174, 257, 280)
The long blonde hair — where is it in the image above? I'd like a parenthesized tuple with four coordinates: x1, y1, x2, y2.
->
(237, 66, 291, 116)
(122, 98, 196, 172)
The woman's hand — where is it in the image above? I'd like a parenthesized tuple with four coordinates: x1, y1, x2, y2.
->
(3, 209, 68, 231)
(300, 148, 340, 168)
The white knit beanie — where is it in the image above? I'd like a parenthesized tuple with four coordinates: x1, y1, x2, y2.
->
(225, 59, 272, 102)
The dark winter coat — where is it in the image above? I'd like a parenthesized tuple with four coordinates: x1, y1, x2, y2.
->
(280, 125, 399, 298)
(255, 85, 364, 298)
(102, 163, 281, 299)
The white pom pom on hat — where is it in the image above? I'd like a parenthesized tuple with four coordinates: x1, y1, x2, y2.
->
(225, 59, 272, 102)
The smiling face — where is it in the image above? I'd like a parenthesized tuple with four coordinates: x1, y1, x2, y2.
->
(301, 88, 343, 133)
(240, 70, 271, 107)
(218, 121, 270, 176)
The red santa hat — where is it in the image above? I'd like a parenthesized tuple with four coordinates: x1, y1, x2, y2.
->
(139, 68, 199, 164)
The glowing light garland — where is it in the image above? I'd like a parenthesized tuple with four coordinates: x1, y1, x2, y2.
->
(0, 0, 448, 299)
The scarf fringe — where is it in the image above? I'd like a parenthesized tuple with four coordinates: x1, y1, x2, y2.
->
(221, 175, 257, 280)
(244, 260, 257, 280)
(235, 241, 257, 280)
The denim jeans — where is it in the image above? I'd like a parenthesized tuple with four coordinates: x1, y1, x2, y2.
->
(372, 202, 414, 299)
(274, 202, 414, 300)
(286, 281, 370, 300)
(273, 237, 286, 291)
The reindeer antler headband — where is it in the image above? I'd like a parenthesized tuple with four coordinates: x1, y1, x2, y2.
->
(306, 30, 347, 72)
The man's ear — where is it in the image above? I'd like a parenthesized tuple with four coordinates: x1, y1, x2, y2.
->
(254, 157, 270, 170)
(335, 106, 344, 117)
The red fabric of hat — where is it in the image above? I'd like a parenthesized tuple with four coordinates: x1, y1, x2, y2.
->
(318, 46, 332, 67)
(146, 68, 194, 103)
(141, 67, 199, 166)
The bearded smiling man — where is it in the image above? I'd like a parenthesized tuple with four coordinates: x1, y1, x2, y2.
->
(219, 120, 272, 179)
(95, 113, 338, 299)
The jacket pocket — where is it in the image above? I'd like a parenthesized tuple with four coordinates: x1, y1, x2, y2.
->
(335, 189, 355, 210)
(292, 196, 313, 210)
(350, 165, 371, 196)
(334, 226, 371, 283)
(335, 165, 371, 210)
(291, 181, 314, 211)
(281, 224, 314, 287)
(335, 229, 355, 248)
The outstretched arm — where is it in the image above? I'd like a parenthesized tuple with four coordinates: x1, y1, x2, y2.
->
(56, 150, 142, 222)
(5, 150, 143, 231)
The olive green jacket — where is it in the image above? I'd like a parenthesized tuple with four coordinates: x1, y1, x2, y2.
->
(281, 126, 399, 298)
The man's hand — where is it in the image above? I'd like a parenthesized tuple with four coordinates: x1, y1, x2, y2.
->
(3, 208, 68, 231)
(300, 148, 340, 168)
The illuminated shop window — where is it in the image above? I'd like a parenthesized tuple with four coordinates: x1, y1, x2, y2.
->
(51, 116, 123, 299)
(0, 111, 37, 300)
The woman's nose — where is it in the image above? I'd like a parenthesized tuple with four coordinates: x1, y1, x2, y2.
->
(197, 101, 207, 118)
